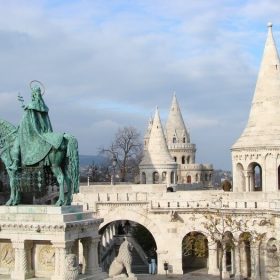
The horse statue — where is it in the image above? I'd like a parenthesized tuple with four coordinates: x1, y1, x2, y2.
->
(0, 82, 79, 206)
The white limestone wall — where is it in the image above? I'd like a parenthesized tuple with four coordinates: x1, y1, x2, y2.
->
(73, 184, 280, 276)
(232, 149, 280, 192)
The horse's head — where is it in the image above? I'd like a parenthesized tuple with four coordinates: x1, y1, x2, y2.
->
(0, 119, 17, 158)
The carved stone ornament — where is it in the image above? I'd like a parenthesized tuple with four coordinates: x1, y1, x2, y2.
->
(0, 243, 15, 268)
(38, 245, 55, 271)
(65, 254, 79, 280)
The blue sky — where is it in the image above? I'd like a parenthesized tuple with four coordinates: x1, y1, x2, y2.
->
(1, 0, 280, 170)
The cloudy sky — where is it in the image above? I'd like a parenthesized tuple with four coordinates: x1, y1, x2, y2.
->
(0, 0, 280, 170)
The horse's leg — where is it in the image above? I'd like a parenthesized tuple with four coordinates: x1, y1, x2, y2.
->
(63, 172, 72, 206)
(5, 171, 18, 206)
(51, 166, 65, 206)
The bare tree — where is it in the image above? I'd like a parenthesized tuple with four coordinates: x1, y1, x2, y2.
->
(201, 197, 265, 280)
(100, 126, 143, 182)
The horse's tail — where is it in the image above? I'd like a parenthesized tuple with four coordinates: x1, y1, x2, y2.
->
(64, 133, 79, 194)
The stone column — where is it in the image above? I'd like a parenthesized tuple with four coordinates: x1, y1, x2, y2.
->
(251, 241, 261, 280)
(11, 240, 28, 280)
(51, 242, 71, 280)
(234, 241, 242, 280)
(208, 242, 219, 275)
(244, 172, 250, 192)
(81, 237, 101, 275)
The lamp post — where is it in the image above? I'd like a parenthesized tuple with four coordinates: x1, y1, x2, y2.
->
(87, 166, 93, 187)
(111, 154, 117, 185)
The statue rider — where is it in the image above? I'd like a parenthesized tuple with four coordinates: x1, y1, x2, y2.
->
(9, 86, 53, 170)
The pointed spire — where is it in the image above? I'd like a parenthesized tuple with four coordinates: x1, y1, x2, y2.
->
(233, 23, 280, 148)
(166, 94, 190, 145)
(140, 107, 174, 165)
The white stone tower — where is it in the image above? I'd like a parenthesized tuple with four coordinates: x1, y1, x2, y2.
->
(165, 94, 213, 185)
(232, 23, 280, 192)
(139, 107, 177, 185)
(166, 93, 196, 164)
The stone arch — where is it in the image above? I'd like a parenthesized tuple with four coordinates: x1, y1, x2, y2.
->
(99, 207, 161, 249)
(235, 163, 245, 192)
(99, 218, 157, 274)
(222, 231, 234, 275)
(181, 231, 208, 273)
(265, 238, 279, 280)
(247, 162, 262, 191)
(239, 232, 252, 278)
(153, 171, 159, 184)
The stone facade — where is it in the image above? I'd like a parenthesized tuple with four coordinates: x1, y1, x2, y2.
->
(0, 205, 107, 280)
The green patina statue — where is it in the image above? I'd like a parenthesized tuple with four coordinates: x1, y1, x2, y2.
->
(0, 82, 79, 206)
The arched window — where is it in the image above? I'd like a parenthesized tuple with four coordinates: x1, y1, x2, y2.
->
(173, 137, 176, 143)
(153, 172, 159, 184)
(187, 156, 190, 164)
(205, 174, 208, 181)
(183, 137, 186, 143)
(182, 156, 185, 164)
(174, 157, 177, 162)
(195, 174, 198, 182)
(248, 162, 262, 191)
(141, 172, 146, 184)
(187, 175, 191, 183)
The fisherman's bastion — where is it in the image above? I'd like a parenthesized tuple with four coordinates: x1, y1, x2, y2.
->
(1, 23, 280, 280)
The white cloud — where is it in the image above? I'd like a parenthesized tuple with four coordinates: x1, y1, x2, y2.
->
(0, 0, 278, 169)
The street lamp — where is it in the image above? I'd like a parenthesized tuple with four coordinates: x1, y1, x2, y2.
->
(87, 166, 93, 187)
(111, 154, 117, 185)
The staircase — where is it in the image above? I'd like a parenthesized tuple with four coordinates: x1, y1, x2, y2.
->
(131, 247, 149, 274)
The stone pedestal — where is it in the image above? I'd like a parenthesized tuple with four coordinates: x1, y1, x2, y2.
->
(0, 205, 107, 280)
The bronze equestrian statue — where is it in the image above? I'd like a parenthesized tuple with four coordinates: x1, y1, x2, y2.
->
(0, 82, 79, 206)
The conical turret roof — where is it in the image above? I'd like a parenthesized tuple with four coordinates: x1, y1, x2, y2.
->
(166, 93, 190, 144)
(233, 23, 280, 149)
(140, 107, 175, 165)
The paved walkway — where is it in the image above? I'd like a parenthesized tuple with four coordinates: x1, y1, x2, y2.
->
(0, 269, 220, 280)
(138, 269, 220, 280)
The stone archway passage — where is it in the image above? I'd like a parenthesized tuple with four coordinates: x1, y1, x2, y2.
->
(99, 220, 157, 275)
(182, 232, 208, 273)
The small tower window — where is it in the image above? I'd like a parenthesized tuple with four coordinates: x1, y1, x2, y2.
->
(183, 137, 186, 143)
(173, 137, 176, 143)
(174, 157, 177, 162)
(182, 156, 185, 164)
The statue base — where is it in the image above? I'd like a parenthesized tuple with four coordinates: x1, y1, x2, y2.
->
(0, 205, 106, 280)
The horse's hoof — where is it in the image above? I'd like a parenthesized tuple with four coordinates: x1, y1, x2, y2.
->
(55, 200, 64, 206)
(5, 200, 13, 206)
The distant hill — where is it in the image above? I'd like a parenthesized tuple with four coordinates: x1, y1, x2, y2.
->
(79, 155, 106, 167)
